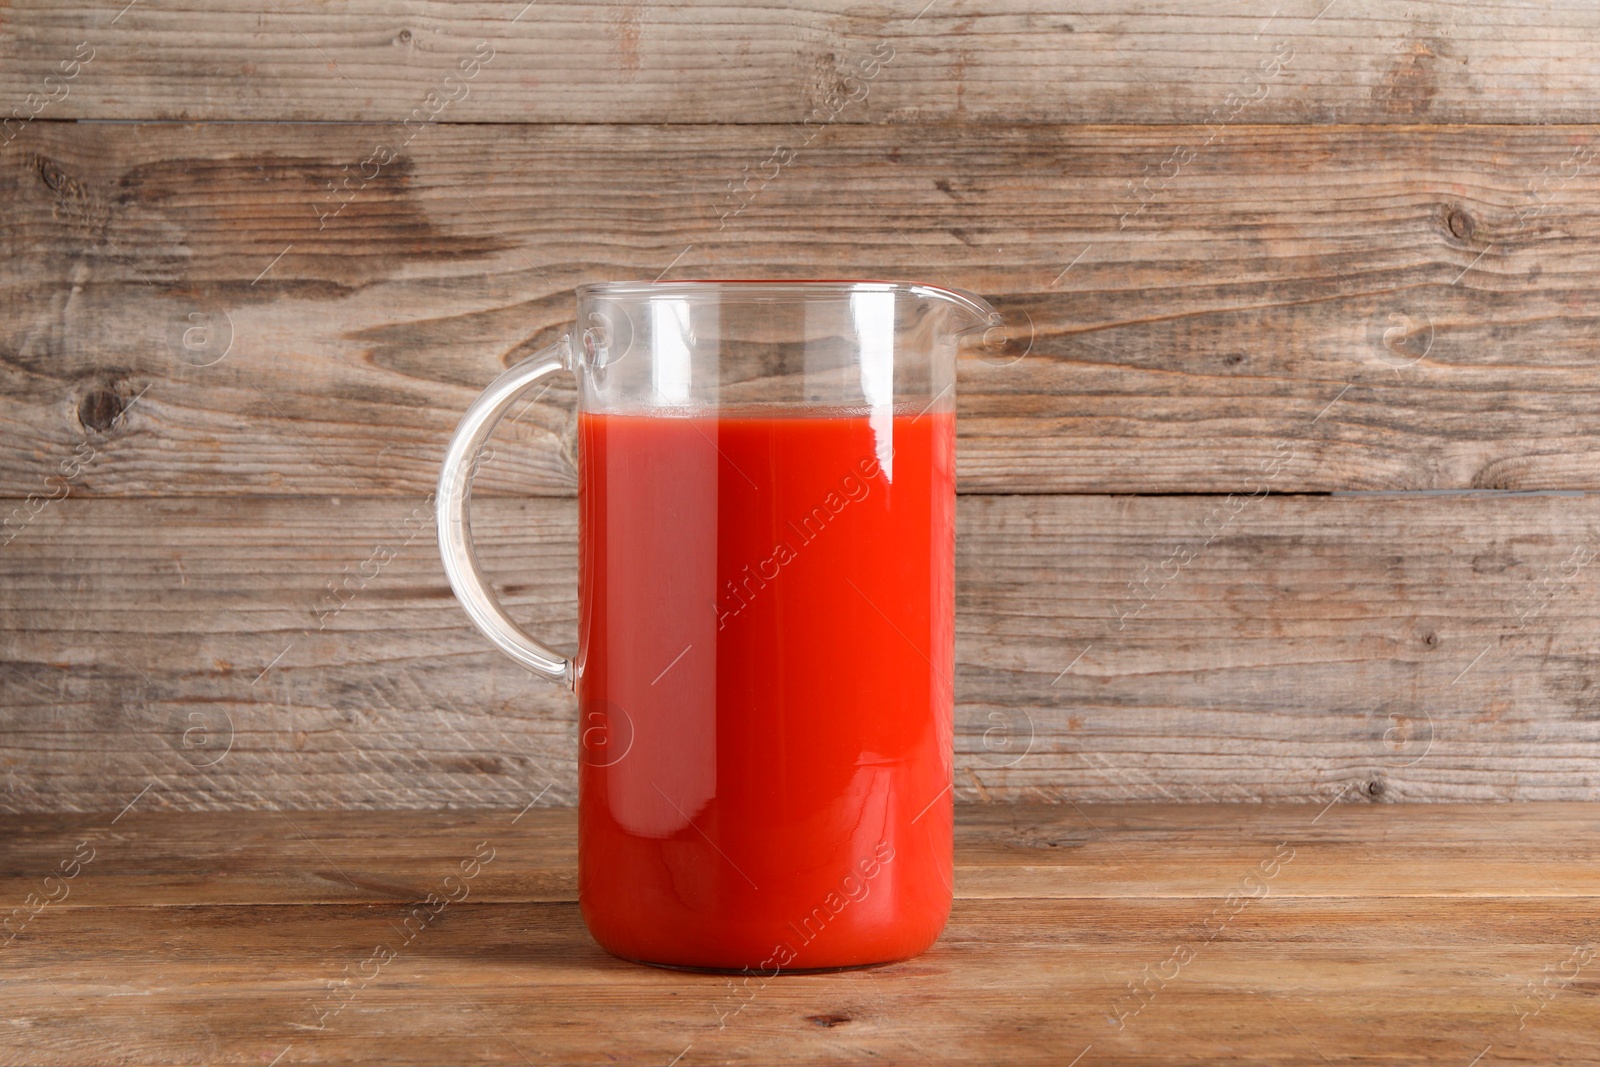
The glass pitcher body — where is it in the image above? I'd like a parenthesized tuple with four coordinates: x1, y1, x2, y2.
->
(437, 281, 999, 970)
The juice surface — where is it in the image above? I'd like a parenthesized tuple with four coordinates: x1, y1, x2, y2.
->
(576, 409, 955, 971)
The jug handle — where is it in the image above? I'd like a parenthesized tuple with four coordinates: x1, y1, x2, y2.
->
(436, 335, 575, 690)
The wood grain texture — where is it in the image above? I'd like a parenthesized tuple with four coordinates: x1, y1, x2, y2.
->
(2, 1, 1599, 125)
(4, 804, 1597, 908)
(5, 121, 1600, 496)
(5, 494, 1599, 811)
(2, 805, 1597, 1065)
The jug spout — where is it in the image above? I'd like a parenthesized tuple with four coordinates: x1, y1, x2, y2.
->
(906, 283, 1003, 336)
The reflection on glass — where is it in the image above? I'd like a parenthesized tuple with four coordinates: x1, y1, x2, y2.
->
(852, 288, 896, 481)
(650, 298, 693, 403)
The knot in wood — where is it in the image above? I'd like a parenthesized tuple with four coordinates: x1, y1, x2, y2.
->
(78, 386, 127, 433)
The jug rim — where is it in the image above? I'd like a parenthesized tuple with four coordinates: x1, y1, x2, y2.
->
(580, 278, 953, 294)
(575, 279, 1001, 329)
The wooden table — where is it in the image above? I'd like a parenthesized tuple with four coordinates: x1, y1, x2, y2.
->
(5, 803, 1598, 1065)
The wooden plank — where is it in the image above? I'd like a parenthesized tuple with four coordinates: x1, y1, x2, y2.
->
(5, 494, 1599, 811)
(2, 806, 1597, 1065)
(14, 900, 1598, 1065)
(2, 805, 1596, 909)
(2, 1, 1599, 125)
(0, 809, 579, 907)
(0, 495, 579, 813)
(952, 802, 1600, 900)
(5, 121, 1600, 496)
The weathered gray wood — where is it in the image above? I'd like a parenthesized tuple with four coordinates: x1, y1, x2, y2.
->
(4, 494, 1598, 811)
(2, 1, 1599, 125)
(3, 806, 1598, 1065)
(4, 122, 1600, 496)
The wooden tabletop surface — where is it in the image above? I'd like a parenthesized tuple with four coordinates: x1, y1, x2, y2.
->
(4, 802, 1598, 1065)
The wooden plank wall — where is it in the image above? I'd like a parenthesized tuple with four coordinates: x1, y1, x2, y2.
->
(3, 1, 1599, 810)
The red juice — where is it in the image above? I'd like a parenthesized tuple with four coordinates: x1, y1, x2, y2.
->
(576, 409, 955, 971)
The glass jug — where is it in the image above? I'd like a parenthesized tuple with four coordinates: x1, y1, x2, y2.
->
(437, 280, 1001, 971)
